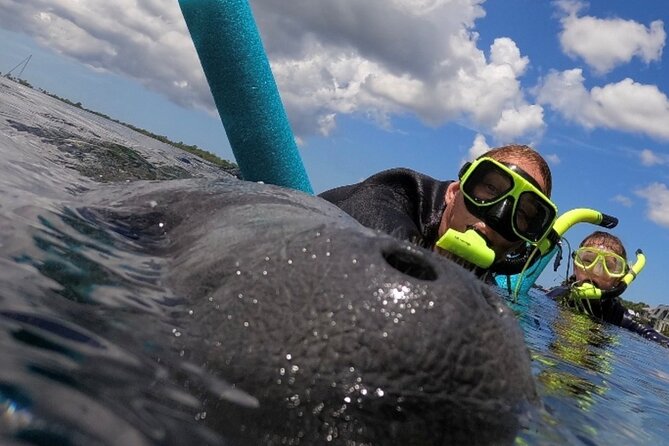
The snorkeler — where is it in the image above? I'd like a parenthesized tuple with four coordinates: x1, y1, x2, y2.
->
(547, 231, 669, 347)
(320, 145, 557, 280)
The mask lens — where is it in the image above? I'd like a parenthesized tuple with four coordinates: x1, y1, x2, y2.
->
(575, 248, 598, 268)
(462, 160, 513, 204)
(604, 254, 625, 275)
(514, 191, 555, 242)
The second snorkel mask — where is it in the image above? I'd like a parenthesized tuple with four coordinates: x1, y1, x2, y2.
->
(570, 249, 646, 300)
(435, 157, 558, 273)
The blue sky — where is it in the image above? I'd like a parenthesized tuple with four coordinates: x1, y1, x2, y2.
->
(1, 0, 668, 306)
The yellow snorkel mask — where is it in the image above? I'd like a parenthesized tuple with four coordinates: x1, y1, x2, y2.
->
(458, 157, 557, 244)
(570, 249, 646, 300)
(573, 247, 627, 278)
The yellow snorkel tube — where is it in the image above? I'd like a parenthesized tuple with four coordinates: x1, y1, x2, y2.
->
(571, 249, 646, 300)
(537, 208, 618, 255)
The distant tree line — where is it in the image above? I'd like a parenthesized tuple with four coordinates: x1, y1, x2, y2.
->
(4, 74, 238, 172)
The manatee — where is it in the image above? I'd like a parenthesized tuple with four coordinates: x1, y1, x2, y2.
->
(0, 77, 535, 445)
(79, 176, 537, 445)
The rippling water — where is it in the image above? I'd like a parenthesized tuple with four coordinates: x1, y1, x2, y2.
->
(509, 289, 669, 445)
(1, 77, 668, 445)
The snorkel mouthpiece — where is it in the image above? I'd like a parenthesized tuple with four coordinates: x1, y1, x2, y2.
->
(435, 228, 496, 269)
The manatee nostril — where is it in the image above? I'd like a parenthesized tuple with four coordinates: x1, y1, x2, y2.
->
(382, 249, 438, 281)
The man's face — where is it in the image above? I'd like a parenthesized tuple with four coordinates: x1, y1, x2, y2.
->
(436, 155, 549, 259)
(573, 245, 622, 291)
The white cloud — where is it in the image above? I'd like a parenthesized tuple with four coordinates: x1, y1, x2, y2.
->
(556, 0, 666, 74)
(0, 0, 212, 111)
(491, 104, 544, 143)
(545, 153, 561, 165)
(612, 194, 633, 207)
(536, 69, 669, 140)
(467, 133, 491, 159)
(635, 183, 669, 228)
(0, 0, 545, 141)
(640, 148, 669, 166)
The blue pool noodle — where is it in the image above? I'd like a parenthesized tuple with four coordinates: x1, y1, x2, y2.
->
(179, 0, 313, 194)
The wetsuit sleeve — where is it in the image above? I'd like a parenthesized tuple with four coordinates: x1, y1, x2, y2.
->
(319, 169, 449, 247)
(619, 312, 669, 347)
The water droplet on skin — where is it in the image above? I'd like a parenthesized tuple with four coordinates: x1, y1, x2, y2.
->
(375, 388, 385, 397)
(326, 252, 331, 256)
(236, 270, 241, 276)
(291, 365, 299, 373)
(286, 354, 292, 360)
(352, 258, 358, 264)
(243, 321, 249, 327)
(158, 222, 164, 228)
(188, 309, 193, 315)
(262, 270, 267, 276)
(265, 256, 270, 261)
(344, 396, 351, 403)
(149, 200, 158, 208)
(287, 259, 293, 265)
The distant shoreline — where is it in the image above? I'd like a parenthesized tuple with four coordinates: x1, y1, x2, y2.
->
(1, 74, 238, 173)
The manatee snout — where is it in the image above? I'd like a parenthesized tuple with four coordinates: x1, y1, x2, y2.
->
(140, 179, 538, 445)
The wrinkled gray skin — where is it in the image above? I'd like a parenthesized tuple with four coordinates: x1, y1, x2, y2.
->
(92, 177, 537, 446)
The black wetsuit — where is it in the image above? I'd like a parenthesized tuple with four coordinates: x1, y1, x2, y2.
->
(319, 168, 452, 249)
(547, 284, 669, 347)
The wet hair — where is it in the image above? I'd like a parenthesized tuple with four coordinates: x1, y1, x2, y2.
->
(480, 145, 552, 197)
(579, 231, 627, 260)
